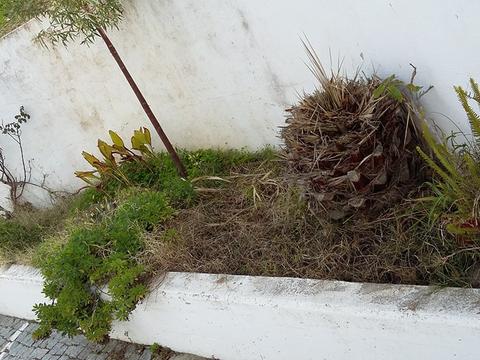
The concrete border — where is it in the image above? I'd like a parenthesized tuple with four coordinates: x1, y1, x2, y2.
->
(1, 265, 479, 360)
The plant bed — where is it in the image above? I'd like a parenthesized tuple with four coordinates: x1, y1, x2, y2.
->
(1, 144, 479, 340)
(3, 147, 476, 290)
(2, 146, 475, 283)
(1, 69, 480, 346)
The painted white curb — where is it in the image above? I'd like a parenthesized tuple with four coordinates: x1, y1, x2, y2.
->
(1, 265, 479, 360)
(0, 265, 47, 319)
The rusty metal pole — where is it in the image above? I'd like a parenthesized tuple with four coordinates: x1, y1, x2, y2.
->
(97, 27, 187, 178)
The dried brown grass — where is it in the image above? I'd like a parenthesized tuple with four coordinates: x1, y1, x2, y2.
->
(136, 50, 476, 286)
(138, 158, 470, 286)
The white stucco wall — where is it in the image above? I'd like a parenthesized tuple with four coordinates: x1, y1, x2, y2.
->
(0, 0, 479, 204)
(1, 265, 479, 360)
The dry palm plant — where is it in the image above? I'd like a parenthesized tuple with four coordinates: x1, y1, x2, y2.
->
(282, 43, 429, 219)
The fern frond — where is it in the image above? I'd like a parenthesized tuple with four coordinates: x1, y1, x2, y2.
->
(455, 85, 480, 143)
(464, 153, 480, 184)
(416, 146, 460, 194)
(420, 123, 461, 179)
(470, 78, 480, 104)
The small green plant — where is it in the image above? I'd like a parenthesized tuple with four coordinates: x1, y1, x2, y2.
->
(372, 73, 429, 103)
(417, 78, 480, 239)
(150, 343, 161, 354)
(75, 128, 153, 186)
(150, 342, 174, 359)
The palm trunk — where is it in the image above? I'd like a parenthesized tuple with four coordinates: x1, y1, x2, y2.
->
(97, 27, 187, 178)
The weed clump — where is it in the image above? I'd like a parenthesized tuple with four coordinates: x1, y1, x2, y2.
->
(0, 219, 37, 252)
(0, 200, 76, 265)
(418, 79, 480, 239)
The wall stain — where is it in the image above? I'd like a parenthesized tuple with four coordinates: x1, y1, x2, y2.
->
(237, 10, 250, 32)
(235, 7, 289, 106)
(266, 64, 289, 106)
(78, 109, 104, 134)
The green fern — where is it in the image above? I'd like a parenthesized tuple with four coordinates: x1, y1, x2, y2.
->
(418, 79, 480, 239)
(416, 123, 461, 193)
(455, 81, 480, 141)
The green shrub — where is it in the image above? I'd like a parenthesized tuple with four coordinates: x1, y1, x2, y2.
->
(33, 189, 174, 341)
(120, 155, 195, 205)
(68, 188, 106, 213)
(114, 189, 174, 226)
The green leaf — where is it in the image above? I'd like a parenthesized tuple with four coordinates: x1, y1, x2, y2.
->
(82, 152, 101, 167)
(133, 129, 146, 144)
(109, 130, 125, 148)
(470, 78, 480, 103)
(387, 84, 404, 102)
(446, 223, 480, 235)
(142, 127, 152, 145)
(75, 171, 100, 185)
(372, 83, 386, 99)
(131, 135, 142, 150)
(406, 83, 422, 93)
(455, 85, 480, 142)
(138, 145, 152, 155)
(97, 140, 115, 162)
